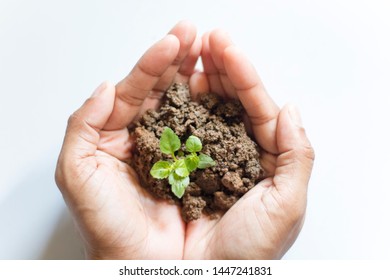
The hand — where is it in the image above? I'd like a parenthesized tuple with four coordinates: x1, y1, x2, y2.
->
(55, 21, 201, 259)
(55, 22, 315, 260)
(183, 30, 315, 259)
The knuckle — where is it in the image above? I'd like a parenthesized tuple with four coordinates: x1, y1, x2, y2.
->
(301, 144, 315, 163)
(137, 61, 162, 78)
(54, 164, 64, 188)
(54, 153, 87, 193)
(296, 127, 315, 162)
(67, 111, 81, 127)
(172, 55, 182, 66)
(54, 157, 66, 189)
(66, 111, 89, 135)
(117, 90, 145, 107)
(249, 113, 276, 126)
(117, 79, 147, 106)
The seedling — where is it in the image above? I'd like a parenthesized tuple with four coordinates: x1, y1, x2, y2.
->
(150, 127, 216, 198)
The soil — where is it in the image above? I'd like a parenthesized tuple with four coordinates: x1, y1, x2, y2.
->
(130, 83, 265, 222)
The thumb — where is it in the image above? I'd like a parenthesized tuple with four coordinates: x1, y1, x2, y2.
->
(61, 82, 116, 160)
(273, 104, 315, 198)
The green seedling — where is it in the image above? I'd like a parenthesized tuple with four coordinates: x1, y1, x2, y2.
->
(150, 127, 216, 198)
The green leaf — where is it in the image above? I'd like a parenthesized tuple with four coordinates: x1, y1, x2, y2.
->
(173, 159, 189, 177)
(160, 127, 181, 155)
(185, 154, 200, 172)
(169, 173, 189, 198)
(185, 135, 202, 153)
(198, 153, 216, 169)
(150, 161, 172, 179)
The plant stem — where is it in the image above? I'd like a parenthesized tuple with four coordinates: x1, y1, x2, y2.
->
(171, 152, 178, 161)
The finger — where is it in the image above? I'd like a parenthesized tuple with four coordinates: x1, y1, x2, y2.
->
(259, 150, 277, 177)
(135, 23, 199, 118)
(208, 29, 236, 98)
(189, 71, 209, 100)
(154, 20, 197, 88)
(223, 45, 279, 154)
(62, 82, 116, 160)
(273, 105, 315, 198)
(135, 34, 202, 120)
(104, 35, 180, 130)
(178, 35, 202, 77)
(201, 32, 224, 96)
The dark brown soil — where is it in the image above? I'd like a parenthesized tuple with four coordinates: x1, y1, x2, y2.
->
(130, 83, 265, 222)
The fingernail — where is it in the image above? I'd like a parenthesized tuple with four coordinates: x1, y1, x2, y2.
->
(92, 82, 108, 97)
(288, 104, 303, 126)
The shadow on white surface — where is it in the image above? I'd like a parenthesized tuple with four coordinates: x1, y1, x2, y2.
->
(0, 161, 84, 260)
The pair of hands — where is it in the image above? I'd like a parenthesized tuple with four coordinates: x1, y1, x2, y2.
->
(55, 21, 314, 259)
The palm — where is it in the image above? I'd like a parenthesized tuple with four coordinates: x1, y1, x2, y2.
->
(184, 164, 302, 259)
(75, 135, 184, 259)
(184, 181, 276, 259)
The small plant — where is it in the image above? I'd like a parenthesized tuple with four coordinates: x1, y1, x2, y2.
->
(150, 127, 216, 198)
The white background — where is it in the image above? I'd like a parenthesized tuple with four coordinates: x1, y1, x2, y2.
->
(0, 0, 389, 259)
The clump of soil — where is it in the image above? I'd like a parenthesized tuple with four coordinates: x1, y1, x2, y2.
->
(130, 83, 265, 222)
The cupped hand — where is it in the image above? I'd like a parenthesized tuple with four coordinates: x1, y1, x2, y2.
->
(55, 23, 315, 260)
(55, 21, 201, 259)
(183, 30, 315, 259)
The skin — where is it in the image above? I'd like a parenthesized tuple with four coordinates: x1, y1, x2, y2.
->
(55, 21, 315, 259)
